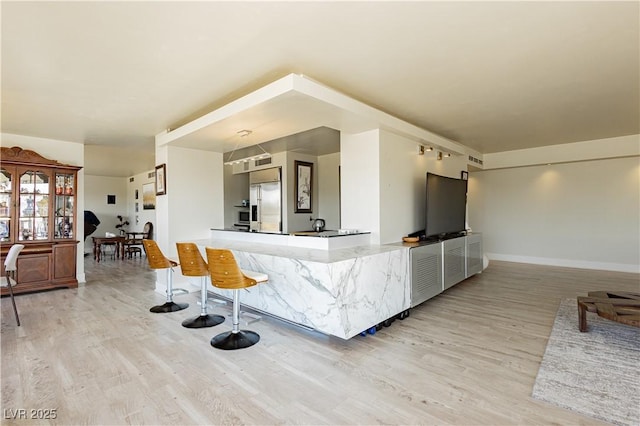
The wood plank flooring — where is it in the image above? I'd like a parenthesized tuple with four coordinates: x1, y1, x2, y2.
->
(2, 257, 639, 425)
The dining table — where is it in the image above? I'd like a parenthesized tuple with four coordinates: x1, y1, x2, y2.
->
(92, 236, 125, 262)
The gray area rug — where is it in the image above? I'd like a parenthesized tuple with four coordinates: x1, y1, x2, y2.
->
(532, 298, 640, 425)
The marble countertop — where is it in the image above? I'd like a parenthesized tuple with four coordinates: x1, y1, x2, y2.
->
(213, 228, 369, 238)
(192, 237, 407, 263)
(289, 230, 369, 238)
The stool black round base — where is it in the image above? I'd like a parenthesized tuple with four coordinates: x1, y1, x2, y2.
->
(182, 314, 225, 328)
(210, 330, 260, 350)
(149, 302, 189, 313)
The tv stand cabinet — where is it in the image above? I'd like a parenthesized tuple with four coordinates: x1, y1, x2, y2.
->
(410, 234, 482, 307)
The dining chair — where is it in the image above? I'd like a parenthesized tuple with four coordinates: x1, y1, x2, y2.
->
(1, 244, 25, 325)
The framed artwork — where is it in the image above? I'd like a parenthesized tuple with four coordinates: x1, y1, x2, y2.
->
(461, 171, 469, 181)
(294, 161, 313, 213)
(155, 163, 166, 196)
(142, 183, 156, 210)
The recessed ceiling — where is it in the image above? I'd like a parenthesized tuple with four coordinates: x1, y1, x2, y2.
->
(226, 127, 341, 162)
(2, 1, 638, 176)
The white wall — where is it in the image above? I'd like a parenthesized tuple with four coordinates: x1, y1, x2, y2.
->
(1, 133, 86, 282)
(379, 130, 468, 244)
(126, 170, 156, 233)
(340, 129, 469, 244)
(286, 152, 318, 233)
(341, 130, 381, 243)
(84, 175, 127, 244)
(165, 146, 224, 257)
(317, 152, 341, 231)
(483, 134, 640, 169)
(223, 169, 249, 229)
(468, 156, 640, 272)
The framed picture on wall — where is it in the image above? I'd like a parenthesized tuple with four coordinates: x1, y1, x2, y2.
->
(295, 161, 313, 213)
(461, 170, 468, 181)
(142, 183, 156, 210)
(155, 163, 166, 195)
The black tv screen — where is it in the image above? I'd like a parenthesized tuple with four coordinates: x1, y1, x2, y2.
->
(425, 172, 467, 238)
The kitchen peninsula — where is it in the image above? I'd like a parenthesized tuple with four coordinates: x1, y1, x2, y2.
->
(155, 74, 484, 339)
(192, 229, 410, 339)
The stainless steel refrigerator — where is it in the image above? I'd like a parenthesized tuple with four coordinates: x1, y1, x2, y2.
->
(249, 167, 282, 233)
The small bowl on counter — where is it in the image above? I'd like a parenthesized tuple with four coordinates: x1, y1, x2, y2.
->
(402, 236, 420, 243)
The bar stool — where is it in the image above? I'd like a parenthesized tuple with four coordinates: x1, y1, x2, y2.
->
(176, 242, 225, 328)
(205, 248, 268, 350)
(143, 239, 189, 313)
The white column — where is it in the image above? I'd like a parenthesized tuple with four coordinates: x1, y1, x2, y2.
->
(340, 130, 381, 244)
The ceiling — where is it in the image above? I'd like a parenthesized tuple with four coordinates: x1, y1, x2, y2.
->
(2, 1, 638, 177)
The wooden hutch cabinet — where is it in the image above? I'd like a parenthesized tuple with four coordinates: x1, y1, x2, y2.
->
(0, 146, 81, 294)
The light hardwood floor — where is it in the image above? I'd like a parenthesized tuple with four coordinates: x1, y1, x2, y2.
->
(2, 257, 638, 425)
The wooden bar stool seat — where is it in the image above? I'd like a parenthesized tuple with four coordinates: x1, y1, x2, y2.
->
(143, 239, 189, 313)
(206, 248, 268, 350)
(176, 242, 225, 328)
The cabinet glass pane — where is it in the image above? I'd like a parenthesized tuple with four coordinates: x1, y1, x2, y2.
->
(0, 168, 11, 241)
(18, 170, 50, 241)
(55, 173, 74, 196)
(54, 172, 74, 239)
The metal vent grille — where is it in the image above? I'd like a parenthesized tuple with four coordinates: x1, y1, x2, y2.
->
(468, 241, 482, 269)
(412, 251, 441, 307)
(415, 255, 438, 294)
(255, 157, 272, 167)
(468, 155, 483, 165)
(446, 246, 465, 276)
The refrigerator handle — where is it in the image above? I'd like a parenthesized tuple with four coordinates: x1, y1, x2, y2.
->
(251, 185, 262, 226)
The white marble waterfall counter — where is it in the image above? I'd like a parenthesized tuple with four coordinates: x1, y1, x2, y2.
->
(190, 233, 410, 339)
(210, 228, 371, 250)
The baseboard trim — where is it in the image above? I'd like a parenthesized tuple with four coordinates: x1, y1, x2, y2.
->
(486, 253, 640, 274)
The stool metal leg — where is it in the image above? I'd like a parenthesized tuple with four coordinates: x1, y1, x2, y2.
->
(150, 267, 189, 313)
(182, 277, 225, 328)
(210, 289, 260, 350)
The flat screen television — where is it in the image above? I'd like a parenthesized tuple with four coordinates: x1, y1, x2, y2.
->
(425, 172, 467, 239)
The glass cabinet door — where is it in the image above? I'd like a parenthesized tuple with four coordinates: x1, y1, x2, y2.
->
(18, 169, 50, 241)
(54, 172, 75, 239)
(0, 168, 12, 242)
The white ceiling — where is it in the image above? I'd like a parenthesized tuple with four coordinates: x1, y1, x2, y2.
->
(2, 1, 638, 177)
